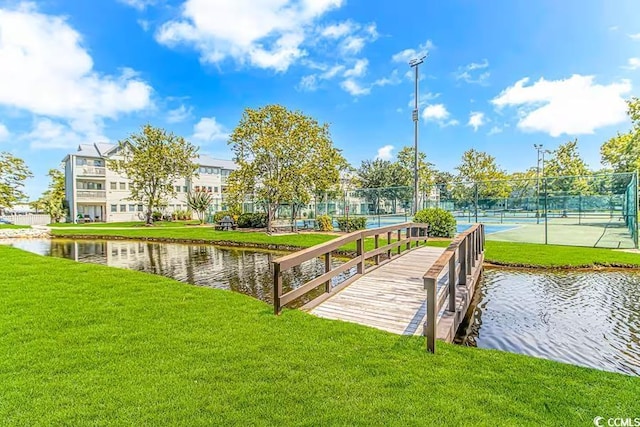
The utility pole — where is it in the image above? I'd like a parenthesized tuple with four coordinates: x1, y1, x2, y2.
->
(534, 144, 543, 224)
(410, 55, 427, 215)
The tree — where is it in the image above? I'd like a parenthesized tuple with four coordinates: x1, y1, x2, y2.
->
(601, 98, 640, 174)
(110, 125, 198, 224)
(227, 105, 346, 231)
(187, 190, 213, 225)
(0, 152, 32, 213)
(454, 149, 510, 206)
(396, 146, 436, 209)
(356, 159, 411, 214)
(544, 139, 591, 195)
(38, 169, 66, 222)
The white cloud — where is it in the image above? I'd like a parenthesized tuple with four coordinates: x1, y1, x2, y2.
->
(297, 75, 318, 92)
(492, 74, 632, 137)
(624, 57, 640, 70)
(629, 33, 640, 40)
(392, 40, 434, 63)
(407, 92, 440, 108)
(340, 79, 370, 96)
(25, 118, 101, 150)
(320, 65, 345, 79)
(374, 70, 401, 87)
(138, 19, 151, 32)
(321, 21, 355, 39)
(0, 123, 9, 141)
(192, 117, 228, 143)
(487, 126, 503, 136)
(468, 112, 485, 131)
(118, 0, 158, 10)
(343, 59, 368, 78)
(422, 104, 458, 127)
(167, 104, 193, 123)
(156, 0, 344, 72)
(454, 59, 490, 85)
(340, 36, 366, 55)
(0, 3, 153, 149)
(375, 145, 394, 161)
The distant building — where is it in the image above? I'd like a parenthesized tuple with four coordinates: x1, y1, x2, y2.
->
(62, 143, 236, 222)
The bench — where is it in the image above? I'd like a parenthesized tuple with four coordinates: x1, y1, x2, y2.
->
(215, 215, 236, 231)
(271, 219, 295, 232)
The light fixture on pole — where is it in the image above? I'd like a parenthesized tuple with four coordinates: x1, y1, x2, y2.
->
(410, 55, 427, 215)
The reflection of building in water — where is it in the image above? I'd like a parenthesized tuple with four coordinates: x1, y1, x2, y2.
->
(47, 240, 332, 304)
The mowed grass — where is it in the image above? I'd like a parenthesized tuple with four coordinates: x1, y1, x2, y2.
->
(0, 224, 30, 229)
(50, 225, 640, 268)
(49, 220, 202, 228)
(1, 245, 638, 425)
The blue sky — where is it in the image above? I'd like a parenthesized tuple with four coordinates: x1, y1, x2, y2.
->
(0, 0, 639, 198)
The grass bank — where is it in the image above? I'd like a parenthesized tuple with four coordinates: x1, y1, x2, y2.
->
(0, 224, 30, 229)
(50, 224, 640, 268)
(0, 245, 637, 425)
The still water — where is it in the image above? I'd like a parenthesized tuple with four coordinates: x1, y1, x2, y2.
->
(5, 239, 346, 306)
(458, 269, 640, 376)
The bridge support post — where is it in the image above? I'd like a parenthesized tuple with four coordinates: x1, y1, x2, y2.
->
(273, 262, 282, 315)
(356, 237, 364, 274)
(425, 277, 437, 353)
(324, 252, 332, 293)
(459, 240, 467, 285)
(448, 256, 457, 312)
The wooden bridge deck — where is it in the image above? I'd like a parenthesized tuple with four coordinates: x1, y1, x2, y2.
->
(308, 246, 446, 335)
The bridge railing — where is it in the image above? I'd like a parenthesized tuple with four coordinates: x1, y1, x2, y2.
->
(423, 223, 485, 352)
(272, 222, 430, 314)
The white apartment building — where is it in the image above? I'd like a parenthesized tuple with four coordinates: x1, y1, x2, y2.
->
(63, 143, 236, 223)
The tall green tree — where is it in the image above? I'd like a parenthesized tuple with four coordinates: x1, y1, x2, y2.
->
(454, 149, 510, 205)
(544, 139, 591, 195)
(38, 169, 66, 222)
(396, 146, 436, 207)
(601, 98, 640, 174)
(110, 125, 198, 224)
(356, 159, 412, 213)
(227, 105, 346, 231)
(0, 152, 32, 213)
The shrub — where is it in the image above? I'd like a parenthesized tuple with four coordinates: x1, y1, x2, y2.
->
(414, 208, 456, 238)
(152, 211, 163, 222)
(335, 216, 367, 232)
(237, 213, 268, 228)
(316, 214, 333, 232)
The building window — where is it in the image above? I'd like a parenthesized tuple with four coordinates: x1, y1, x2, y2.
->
(208, 186, 212, 192)
(129, 204, 135, 212)
(175, 186, 180, 193)
(111, 205, 117, 213)
(214, 186, 219, 193)
(119, 182, 126, 190)
(110, 182, 117, 190)
(120, 204, 126, 212)
(137, 205, 143, 212)
(183, 186, 188, 193)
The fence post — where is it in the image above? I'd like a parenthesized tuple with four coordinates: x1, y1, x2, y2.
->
(397, 229, 401, 255)
(387, 231, 392, 259)
(459, 239, 467, 284)
(273, 262, 282, 315)
(357, 235, 365, 274)
(425, 277, 437, 353)
(324, 252, 332, 293)
(405, 226, 411, 251)
(448, 255, 456, 312)
(374, 235, 380, 265)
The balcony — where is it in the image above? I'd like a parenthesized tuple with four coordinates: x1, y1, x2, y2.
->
(77, 166, 106, 177)
(77, 190, 106, 200)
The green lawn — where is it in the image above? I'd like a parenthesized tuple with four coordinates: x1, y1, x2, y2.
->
(0, 245, 637, 425)
(49, 220, 202, 227)
(50, 225, 640, 268)
(0, 224, 30, 229)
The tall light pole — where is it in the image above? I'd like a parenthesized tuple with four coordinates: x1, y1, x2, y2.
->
(410, 55, 427, 215)
(534, 144, 543, 224)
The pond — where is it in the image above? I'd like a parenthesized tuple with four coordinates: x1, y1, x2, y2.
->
(4, 239, 349, 307)
(457, 269, 640, 376)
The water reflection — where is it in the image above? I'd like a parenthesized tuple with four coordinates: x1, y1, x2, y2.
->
(457, 269, 640, 376)
(7, 239, 346, 306)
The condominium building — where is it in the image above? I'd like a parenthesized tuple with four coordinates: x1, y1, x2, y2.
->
(63, 143, 236, 222)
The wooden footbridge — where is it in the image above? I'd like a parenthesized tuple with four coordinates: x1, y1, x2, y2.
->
(272, 222, 485, 352)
